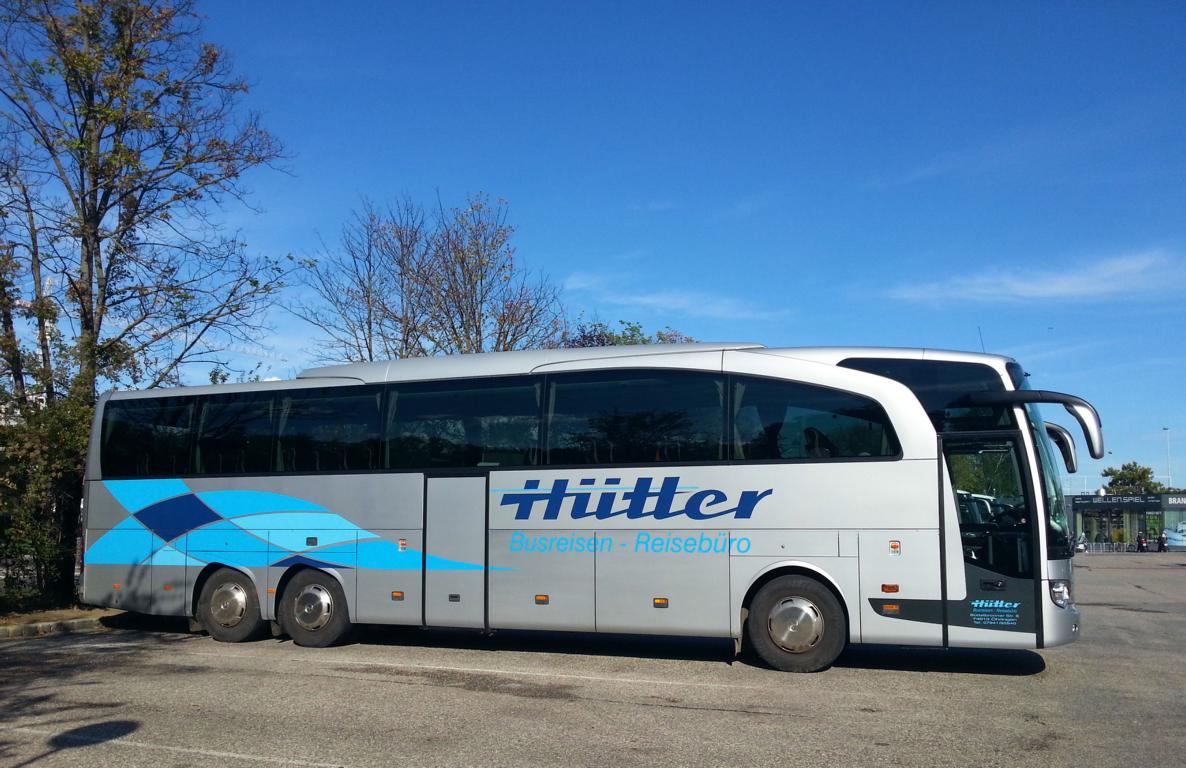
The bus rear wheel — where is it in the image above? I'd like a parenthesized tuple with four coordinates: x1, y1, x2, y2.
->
(746, 575, 846, 672)
(280, 569, 353, 647)
(197, 567, 266, 643)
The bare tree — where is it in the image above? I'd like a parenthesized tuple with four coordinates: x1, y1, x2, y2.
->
(301, 193, 567, 361)
(0, 144, 57, 404)
(294, 199, 430, 363)
(422, 194, 565, 354)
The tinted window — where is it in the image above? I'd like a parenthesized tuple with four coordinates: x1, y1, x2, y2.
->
(945, 437, 1034, 578)
(277, 387, 382, 472)
(101, 397, 194, 477)
(546, 370, 724, 465)
(733, 376, 899, 460)
(386, 378, 540, 468)
(838, 358, 1012, 432)
(195, 392, 276, 474)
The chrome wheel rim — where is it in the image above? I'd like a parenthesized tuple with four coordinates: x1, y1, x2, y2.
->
(209, 582, 248, 628)
(768, 596, 824, 653)
(293, 584, 333, 631)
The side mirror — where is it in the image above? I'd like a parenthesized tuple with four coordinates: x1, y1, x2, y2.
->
(1045, 422, 1078, 474)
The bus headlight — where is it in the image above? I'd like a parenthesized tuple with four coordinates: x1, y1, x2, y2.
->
(1049, 580, 1073, 608)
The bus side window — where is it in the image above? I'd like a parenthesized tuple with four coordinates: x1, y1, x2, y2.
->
(195, 392, 275, 475)
(732, 376, 900, 461)
(276, 387, 382, 473)
(385, 377, 541, 469)
(101, 397, 194, 478)
(545, 370, 725, 466)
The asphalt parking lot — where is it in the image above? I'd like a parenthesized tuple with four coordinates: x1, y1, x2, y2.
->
(1, 553, 1183, 768)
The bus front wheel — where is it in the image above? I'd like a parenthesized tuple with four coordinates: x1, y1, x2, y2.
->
(197, 567, 266, 643)
(279, 569, 353, 647)
(746, 575, 846, 672)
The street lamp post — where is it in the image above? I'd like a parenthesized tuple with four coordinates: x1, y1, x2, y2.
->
(1164, 427, 1173, 489)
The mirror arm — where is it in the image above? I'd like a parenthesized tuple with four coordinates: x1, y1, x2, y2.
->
(965, 389, 1105, 460)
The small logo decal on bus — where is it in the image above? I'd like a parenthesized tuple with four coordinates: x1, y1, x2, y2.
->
(496, 477, 773, 522)
(969, 599, 1021, 628)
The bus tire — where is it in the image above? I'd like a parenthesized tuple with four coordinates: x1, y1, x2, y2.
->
(279, 569, 353, 648)
(197, 567, 266, 643)
(746, 575, 846, 672)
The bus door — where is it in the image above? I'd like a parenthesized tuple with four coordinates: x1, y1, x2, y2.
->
(423, 473, 487, 628)
(941, 434, 1040, 646)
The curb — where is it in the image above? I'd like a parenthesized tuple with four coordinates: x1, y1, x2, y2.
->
(0, 616, 108, 639)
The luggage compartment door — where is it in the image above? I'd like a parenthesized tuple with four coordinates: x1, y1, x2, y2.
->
(424, 475, 487, 628)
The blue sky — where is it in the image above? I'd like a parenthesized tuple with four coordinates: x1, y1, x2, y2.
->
(199, 2, 1185, 490)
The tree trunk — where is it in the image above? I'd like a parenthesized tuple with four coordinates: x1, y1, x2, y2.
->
(73, 231, 100, 406)
(52, 473, 84, 605)
(21, 183, 55, 399)
(0, 244, 28, 406)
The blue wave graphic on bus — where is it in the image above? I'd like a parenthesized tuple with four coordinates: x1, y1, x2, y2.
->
(86, 480, 489, 572)
(496, 476, 773, 521)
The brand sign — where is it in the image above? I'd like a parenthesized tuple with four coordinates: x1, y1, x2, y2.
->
(497, 476, 773, 522)
(1070, 494, 1162, 509)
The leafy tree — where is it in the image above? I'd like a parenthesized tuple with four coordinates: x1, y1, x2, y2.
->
(1101, 462, 1168, 494)
(564, 320, 695, 348)
(948, 451, 1022, 499)
(0, 0, 287, 606)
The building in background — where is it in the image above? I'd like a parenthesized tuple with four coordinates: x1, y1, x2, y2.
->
(1071, 494, 1186, 550)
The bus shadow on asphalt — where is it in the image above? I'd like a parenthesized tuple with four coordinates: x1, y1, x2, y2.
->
(357, 624, 739, 664)
(99, 612, 191, 634)
(834, 644, 1047, 676)
(357, 625, 1048, 676)
(99, 615, 1045, 676)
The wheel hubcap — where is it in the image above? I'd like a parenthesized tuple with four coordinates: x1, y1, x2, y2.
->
(293, 584, 333, 631)
(209, 582, 247, 628)
(768, 596, 824, 653)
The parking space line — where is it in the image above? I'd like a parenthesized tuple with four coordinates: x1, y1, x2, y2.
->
(1, 725, 346, 768)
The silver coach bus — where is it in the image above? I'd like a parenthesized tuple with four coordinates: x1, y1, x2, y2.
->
(79, 343, 1102, 672)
